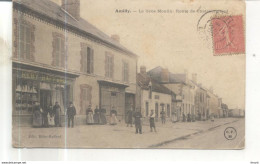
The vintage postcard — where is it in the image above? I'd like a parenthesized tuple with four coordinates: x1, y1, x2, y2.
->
(12, 0, 245, 149)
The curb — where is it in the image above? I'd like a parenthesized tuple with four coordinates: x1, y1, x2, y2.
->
(147, 119, 240, 148)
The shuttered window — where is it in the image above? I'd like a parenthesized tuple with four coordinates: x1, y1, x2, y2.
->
(105, 53, 114, 78)
(53, 36, 65, 67)
(82, 47, 94, 74)
(18, 24, 31, 60)
(122, 61, 129, 82)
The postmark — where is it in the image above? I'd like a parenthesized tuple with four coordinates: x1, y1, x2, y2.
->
(224, 127, 237, 140)
(197, 10, 245, 56)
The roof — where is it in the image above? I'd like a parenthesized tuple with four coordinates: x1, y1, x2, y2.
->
(137, 73, 173, 95)
(13, 0, 138, 58)
(148, 66, 186, 84)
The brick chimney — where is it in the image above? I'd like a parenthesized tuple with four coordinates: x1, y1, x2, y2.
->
(161, 68, 169, 82)
(111, 34, 120, 43)
(140, 66, 146, 74)
(62, 0, 80, 20)
(192, 73, 197, 84)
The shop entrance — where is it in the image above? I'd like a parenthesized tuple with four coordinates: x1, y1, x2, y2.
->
(40, 90, 52, 110)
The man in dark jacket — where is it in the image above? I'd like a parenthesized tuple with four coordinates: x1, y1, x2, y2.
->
(126, 104, 134, 127)
(133, 110, 142, 134)
(67, 102, 76, 128)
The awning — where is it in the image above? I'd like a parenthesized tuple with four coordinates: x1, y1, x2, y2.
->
(98, 80, 129, 88)
(13, 61, 80, 79)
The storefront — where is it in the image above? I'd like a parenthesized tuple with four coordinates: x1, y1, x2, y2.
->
(98, 80, 128, 122)
(12, 63, 78, 126)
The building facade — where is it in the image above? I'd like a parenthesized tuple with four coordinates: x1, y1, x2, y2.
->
(148, 67, 195, 122)
(12, 0, 138, 126)
(137, 66, 172, 122)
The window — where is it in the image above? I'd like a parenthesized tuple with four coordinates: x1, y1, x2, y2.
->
(105, 53, 114, 78)
(155, 103, 159, 118)
(52, 33, 65, 67)
(145, 102, 149, 117)
(149, 86, 152, 99)
(167, 104, 170, 117)
(18, 24, 31, 60)
(82, 46, 94, 74)
(122, 61, 129, 82)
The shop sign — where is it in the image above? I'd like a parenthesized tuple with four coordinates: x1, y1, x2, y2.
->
(16, 70, 66, 84)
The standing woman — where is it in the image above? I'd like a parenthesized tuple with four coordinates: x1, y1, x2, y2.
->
(47, 104, 55, 127)
(93, 105, 101, 124)
(110, 106, 117, 125)
(53, 102, 62, 127)
(149, 110, 156, 132)
(100, 108, 107, 125)
(86, 104, 94, 125)
(32, 101, 43, 128)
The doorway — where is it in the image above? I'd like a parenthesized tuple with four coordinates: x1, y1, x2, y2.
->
(40, 90, 52, 110)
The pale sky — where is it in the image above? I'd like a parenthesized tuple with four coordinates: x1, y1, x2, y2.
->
(52, 0, 245, 109)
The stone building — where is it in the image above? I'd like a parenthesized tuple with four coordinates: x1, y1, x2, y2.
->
(137, 66, 173, 122)
(148, 66, 195, 122)
(12, 0, 138, 126)
(191, 74, 210, 121)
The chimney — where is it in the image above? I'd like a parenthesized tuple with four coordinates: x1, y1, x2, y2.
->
(192, 73, 197, 83)
(62, 0, 80, 20)
(140, 66, 146, 74)
(111, 34, 120, 43)
(161, 68, 169, 82)
(209, 86, 213, 93)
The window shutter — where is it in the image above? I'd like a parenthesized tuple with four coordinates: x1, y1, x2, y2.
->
(25, 26, 31, 60)
(110, 55, 114, 78)
(61, 38, 65, 68)
(87, 47, 91, 73)
(105, 54, 109, 77)
(126, 63, 129, 82)
(90, 49, 94, 74)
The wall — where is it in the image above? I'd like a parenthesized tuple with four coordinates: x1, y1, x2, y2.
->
(141, 89, 171, 119)
(12, 10, 137, 120)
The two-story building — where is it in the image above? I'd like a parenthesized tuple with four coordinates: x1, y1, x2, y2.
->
(137, 66, 173, 122)
(12, 0, 138, 126)
(191, 73, 210, 121)
(148, 66, 195, 122)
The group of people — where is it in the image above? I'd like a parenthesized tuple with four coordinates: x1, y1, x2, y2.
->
(32, 101, 76, 128)
(33, 101, 168, 134)
(86, 105, 107, 125)
(125, 105, 158, 134)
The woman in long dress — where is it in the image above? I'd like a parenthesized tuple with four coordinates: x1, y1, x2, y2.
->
(86, 105, 94, 125)
(110, 107, 118, 125)
(100, 108, 107, 125)
(93, 106, 101, 124)
(47, 105, 55, 127)
(32, 101, 43, 128)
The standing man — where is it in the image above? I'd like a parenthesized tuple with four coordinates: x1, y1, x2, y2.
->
(160, 108, 166, 124)
(133, 110, 142, 134)
(67, 102, 76, 128)
(126, 104, 134, 127)
(149, 109, 156, 132)
(53, 102, 62, 127)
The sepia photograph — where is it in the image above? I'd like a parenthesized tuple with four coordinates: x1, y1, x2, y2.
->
(11, 0, 245, 149)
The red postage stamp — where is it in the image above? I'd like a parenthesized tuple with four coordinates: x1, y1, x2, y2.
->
(211, 15, 245, 55)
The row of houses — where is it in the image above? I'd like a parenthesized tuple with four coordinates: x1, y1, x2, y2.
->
(136, 66, 227, 122)
(12, 0, 229, 126)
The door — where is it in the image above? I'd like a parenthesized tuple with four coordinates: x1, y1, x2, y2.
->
(40, 90, 52, 110)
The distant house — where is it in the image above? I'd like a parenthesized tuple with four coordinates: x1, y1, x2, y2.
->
(190, 74, 210, 121)
(137, 66, 173, 121)
(148, 66, 195, 122)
